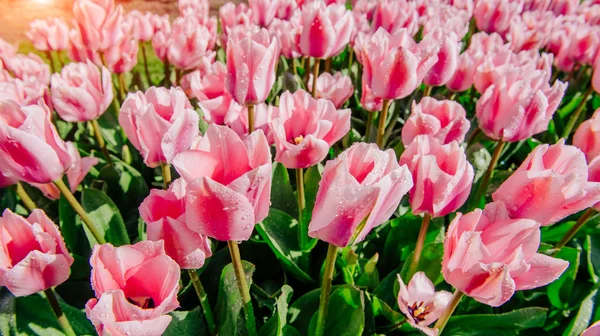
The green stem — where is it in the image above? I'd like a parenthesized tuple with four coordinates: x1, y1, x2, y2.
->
(376, 99, 391, 148)
(554, 208, 596, 252)
(464, 18, 476, 50)
(164, 60, 171, 87)
(365, 112, 374, 141)
(296, 168, 307, 250)
(311, 58, 320, 97)
(175, 69, 182, 87)
(188, 269, 216, 335)
(434, 290, 464, 335)
(140, 43, 152, 86)
(471, 140, 504, 209)
(44, 289, 76, 336)
(118, 73, 127, 101)
(466, 128, 481, 149)
(423, 86, 433, 97)
(15, 182, 36, 212)
(161, 163, 172, 189)
(408, 213, 431, 278)
(90, 119, 112, 165)
(247, 104, 255, 134)
(348, 48, 354, 69)
(324, 58, 331, 73)
(45, 50, 56, 74)
(563, 85, 594, 139)
(53, 179, 106, 244)
(315, 244, 339, 336)
(227, 241, 257, 336)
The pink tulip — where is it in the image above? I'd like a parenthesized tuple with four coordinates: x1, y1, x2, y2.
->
(547, 17, 600, 71)
(308, 143, 413, 246)
(522, 0, 551, 11)
(73, 0, 125, 52)
(443, 201, 569, 306)
(0, 209, 73, 297)
(399, 135, 474, 217)
(422, 29, 461, 87)
(167, 16, 216, 71)
(86, 240, 180, 336)
(402, 98, 470, 146)
(549, 0, 579, 15)
(594, 51, 600, 94)
(420, 5, 470, 40)
(67, 28, 102, 65)
(119, 87, 199, 168)
(582, 320, 600, 336)
(472, 49, 514, 94)
(26, 17, 70, 52)
(351, 12, 372, 47)
(298, 2, 354, 59)
(179, 0, 210, 22)
(447, 52, 476, 92)
(6, 53, 51, 86)
(494, 140, 600, 225)
(172, 124, 272, 241)
(353, 0, 378, 19)
(397, 272, 452, 336)
(124, 10, 154, 42)
(476, 70, 567, 142)
(507, 12, 553, 52)
(50, 60, 113, 122)
(372, 0, 419, 36)
(191, 61, 235, 123)
(249, 0, 279, 27)
(270, 89, 350, 168)
(0, 77, 46, 107)
(574, 109, 600, 161)
(0, 100, 71, 184)
(268, 18, 301, 59)
(139, 186, 212, 269)
(104, 37, 139, 74)
(473, 0, 523, 36)
(226, 28, 280, 106)
(0, 38, 17, 65)
(360, 28, 439, 100)
(219, 2, 254, 35)
(308, 72, 354, 108)
(276, 0, 299, 20)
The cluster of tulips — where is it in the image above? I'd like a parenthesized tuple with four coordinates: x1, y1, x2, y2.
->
(1, 0, 600, 335)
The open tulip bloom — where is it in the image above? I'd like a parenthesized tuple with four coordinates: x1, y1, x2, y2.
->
(4, 0, 600, 335)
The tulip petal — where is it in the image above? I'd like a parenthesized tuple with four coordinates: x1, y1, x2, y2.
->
(513, 253, 569, 290)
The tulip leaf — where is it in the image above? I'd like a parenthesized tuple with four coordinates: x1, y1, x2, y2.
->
(59, 195, 90, 256)
(307, 284, 365, 336)
(270, 163, 298, 217)
(563, 289, 598, 336)
(548, 247, 581, 309)
(288, 288, 322, 335)
(585, 235, 600, 283)
(444, 307, 548, 334)
(256, 209, 313, 283)
(0, 288, 16, 336)
(81, 188, 131, 246)
(302, 165, 322, 225)
(215, 260, 255, 336)
(164, 307, 209, 336)
(399, 242, 444, 285)
(259, 285, 293, 336)
(96, 104, 125, 151)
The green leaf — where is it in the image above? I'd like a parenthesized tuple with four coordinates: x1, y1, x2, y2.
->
(259, 285, 293, 336)
(370, 295, 404, 324)
(399, 243, 444, 285)
(164, 307, 209, 336)
(0, 289, 16, 336)
(270, 163, 298, 217)
(356, 253, 380, 291)
(308, 285, 365, 336)
(215, 261, 255, 336)
(303, 165, 322, 224)
(82, 188, 131, 246)
(548, 247, 580, 309)
(59, 195, 89, 257)
(585, 235, 600, 283)
(256, 209, 313, 283)
(98, 156, 149, 216)
(444, 307, 547, 334)
(563, 289, 598, 336)
(289, 288, 321, 335)
(96, 104, 125, 151)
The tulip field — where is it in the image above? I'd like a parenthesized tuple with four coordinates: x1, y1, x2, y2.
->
(3, 0, 600, 335)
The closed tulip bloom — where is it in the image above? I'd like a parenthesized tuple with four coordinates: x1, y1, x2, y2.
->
(226, 28, 279, 106)
(219, 2, 253, 38)
(191, 61, 235, 124)
(507, 12, 553, 52)
(360, 80, 383, 112)
(0, 209, 73, 297)
(402, 98, 470, 146)
(172, 124, 272, 241)
(86, 241, 180, 336)
(361, 28, 439, 100)
(0, 38, 17, 65)
(270, 89, 350, 168)
(67, 28, 102, 65)
(494, 140, 600, 226)
(276, 0, 298, 20)
(594, 53, 600, 94)
(472, 49, 514, 94)
(399, 135, 474, 217)
(268, 18, 301, 59)
(574, 109, 600, 161)
(168, 16, 216, 71)
(73, 0, 125, 52)
(308, 143, 413, 246)
(422, 29, 460, 87)
(125, 10, 153, 42)
(0, 100, 71, 184)
(249, 0, 279, 27)
(298, 2, 354, 59)
(6, 53, 51, 85)
(476, 70, 567, 142)
(139, 187, 212, 269)
(443, 201, 569, 307)
(179, 0, 210, 21)
(50, 60, 113, 122)
(372, 0, 419, 36)
(104, 37, 139, 74)
(447, 52, 476, 92)
(119, 87, 199, 168)
(308, 72, 354, 108)
(548, 18, 599, 72)
(26, 17, 70, 52)
(473, 0, 523, 36)
(0, 77, 46, 107)
(397, 272, 452, 336)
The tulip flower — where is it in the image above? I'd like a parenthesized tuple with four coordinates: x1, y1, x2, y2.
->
(50, 60, 113, 122)
(399, 135, 474, 217)
(360, 80, 383, 112)
(73, 0, 125, 52)
(594, 52, 600, 94)
(249, 0, 278, 27)
(270, 89, 351, 169)
(26, 17, 70, 52)
(308, 142, 413, 246)
(507, 11, 553, 52)
(179, 0, 210, 21)
(371, 0, 419, 36)
(139, 186, 212, 269)
(298, 1, 354, 59)
(473, 0, 523, 36)
(219, 2, 253, 42)
(397, 272, 452, 336)
(67, 28, 102, 65)
(547, 17, 599, 72)
(0, 37, 17, 65)
(446, 52, 476, 92)
(422, 30, 460, 88)
(307, 72, 354, 108)
(6, 53, 51, 86)
(276, 0, 298, 20)
(86, 241, 180, 336)
(0, 100, 71, 184)
(191, 61, 236, 124)
(104, 37, 139, 74)
(476, 70, 567, 142)
(574, 109, 600, 162)
(493, 140, 600, 226)
(172, 124, 272, 241)
(124, 10, 153, 42)
(268, 18, 301, 59)
(443, 201, 569, 307)
(150, 16, 171, 62)
(119, 87, 199, 168)
(420, 5, 470, 40)
(402, 98, 470, 146)
(0, 209, 73, 297)
(0, 77, 46, 107)
(168, 16, 216, 71)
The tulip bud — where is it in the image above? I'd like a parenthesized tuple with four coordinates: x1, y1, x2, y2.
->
(298, 2, 354, 59)
(307, 72, 354, 109)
